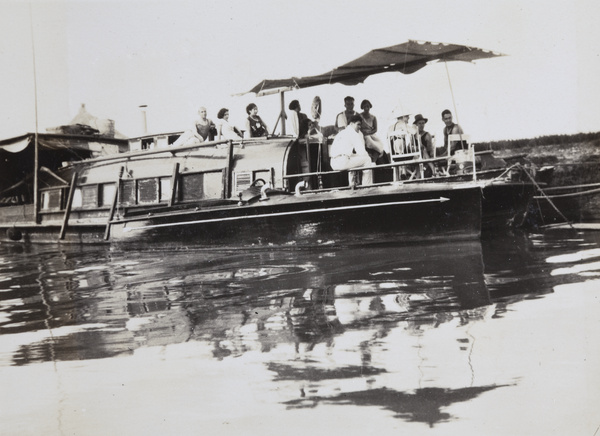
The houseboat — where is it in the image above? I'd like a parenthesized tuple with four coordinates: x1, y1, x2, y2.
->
(0, 130, 483, 245)
(0, 40, 541, 246)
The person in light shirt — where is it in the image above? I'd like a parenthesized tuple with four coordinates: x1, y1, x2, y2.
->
(329, 115, 373, 185)
(216, 108, 242, 140)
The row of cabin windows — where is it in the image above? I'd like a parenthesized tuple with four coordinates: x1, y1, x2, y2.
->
(40, 170, 270, 212)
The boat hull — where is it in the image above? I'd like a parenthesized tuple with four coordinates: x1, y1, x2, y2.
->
(106, 183, 481, 248)
(480, 181, 538, 229)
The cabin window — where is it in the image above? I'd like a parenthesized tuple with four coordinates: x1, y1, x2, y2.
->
(81, 185, 98, 208)
(100, 183, 116, 207)
(138, 178, 159, 204)
(141, 138, 155, 150)
(160, 177, 171, 202)
(41, 189, 62, 210)
(180, 174, 205, 201)
(72, 188, 83, 208)
(120, 180, 136, 205)
(234, 169, 273, 194)
(168, 135, 181, 146)
(180, 170, 224, 202)
(253, 169, 273, 185)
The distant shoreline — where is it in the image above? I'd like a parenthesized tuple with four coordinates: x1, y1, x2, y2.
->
(476, 131, 600, 186)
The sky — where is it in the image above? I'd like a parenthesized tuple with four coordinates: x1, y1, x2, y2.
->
(1, 0, 599, 143)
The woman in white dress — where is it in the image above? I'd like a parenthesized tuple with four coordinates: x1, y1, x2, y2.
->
(216, 108, 242, 140)
(359, 99, 385, 159)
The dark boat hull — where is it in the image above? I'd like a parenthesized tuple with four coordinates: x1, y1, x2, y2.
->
(480, 181, 538, 229)
(107, 183, 482, 248)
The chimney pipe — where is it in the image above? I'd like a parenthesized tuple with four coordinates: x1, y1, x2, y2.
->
(139, 104, 148, 135)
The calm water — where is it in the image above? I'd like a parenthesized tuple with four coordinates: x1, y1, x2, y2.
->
(1, 230, 599, 435)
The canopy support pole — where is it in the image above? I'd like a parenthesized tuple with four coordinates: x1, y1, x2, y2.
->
(444, 61, 476, 181)
(30, 4, 40, 224)
(271, 90, 287, 136)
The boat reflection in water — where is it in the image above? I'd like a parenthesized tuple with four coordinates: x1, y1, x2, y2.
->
(2, 238, 546, 426)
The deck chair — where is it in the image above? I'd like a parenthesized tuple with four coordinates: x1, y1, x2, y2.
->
(447, 133, 471, 156)
(447, 134, 474, 174)
(388, 129, 424, 181)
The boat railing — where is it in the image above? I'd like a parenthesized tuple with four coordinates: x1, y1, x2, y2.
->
(282, 152, 478, 189)
(67, 138, 237, 167)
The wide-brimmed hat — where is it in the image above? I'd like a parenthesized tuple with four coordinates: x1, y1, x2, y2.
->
(391, 106, 411, 119)
(413, 114, 428, 124)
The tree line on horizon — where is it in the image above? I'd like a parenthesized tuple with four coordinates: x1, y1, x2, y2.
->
(474, 131, 600, 151)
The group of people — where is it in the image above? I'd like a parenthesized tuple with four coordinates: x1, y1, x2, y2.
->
(173, 97, 466, 187)
(327, 96, 465, 185)
(173, 103, 270, 147)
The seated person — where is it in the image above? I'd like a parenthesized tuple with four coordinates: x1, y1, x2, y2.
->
(216, 108, 242, 140)
(388, 109, 417, 154)
(288, 100, 310, 138)
(172, 106, 217, 147)
(441, 109, 465, 155)
(329, 115, 373, 185)
(334, 96, 359, 133)
(359, 99, 385, 160)
(413, 114, 436, 176)
(245, 103, 269, 138)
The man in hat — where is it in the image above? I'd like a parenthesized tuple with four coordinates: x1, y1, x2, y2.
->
(413, 114, 436, 176)
(329, 114, 373, 185)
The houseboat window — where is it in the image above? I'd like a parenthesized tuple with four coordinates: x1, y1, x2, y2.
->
(81, 185, 98, 208)
(138, 178, 159, 204)
(179, 172, 222, 201)
(203, 172, 224, 199)
(253, 169, 273, 185)
(100, 183, 116, 207)
(233, 169, 273, 194)
(72, 188, 83, 208)
(168, 135, 181, 146)
(181, 174, 205, 201)
(41, 189, 62, 210)
(141, 138, 155, 150)
(160, 177, 171, 202)
(120, 180, 136, 205)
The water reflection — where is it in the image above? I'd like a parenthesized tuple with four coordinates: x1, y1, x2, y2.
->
(1, 229, 599, 428)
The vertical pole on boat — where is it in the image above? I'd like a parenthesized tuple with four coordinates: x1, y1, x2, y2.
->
(444, 61, 476, 181)
(30, 4, 40, 224)
(272, 90, 287, 136)
(104, 166, 124, 240)
(169, 162, 180, 207)
(58, 172, 78, 240)
(225, 140, 234, 198)
(279, 91, 286, 136)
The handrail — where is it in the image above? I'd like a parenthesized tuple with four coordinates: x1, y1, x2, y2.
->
(67, 138, 235, 167)
(282, 155, 450, 180)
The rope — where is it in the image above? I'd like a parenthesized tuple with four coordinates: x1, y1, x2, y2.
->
(518, 163, 575, 230)
(533, 186, 600, 200)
